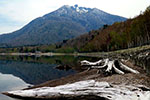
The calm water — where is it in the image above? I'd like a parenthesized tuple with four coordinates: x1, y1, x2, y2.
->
(0, 73, 28, 100)
(0, 55, 149, 100)
(0, 55, 100, 100)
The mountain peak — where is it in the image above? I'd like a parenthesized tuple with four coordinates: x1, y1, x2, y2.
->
(70, 4, 91, 14)
(0, 4, 126, 47)
(59, 4, 91, 14)
(62, 5, 71, 8)
(59, 4, 108, 14)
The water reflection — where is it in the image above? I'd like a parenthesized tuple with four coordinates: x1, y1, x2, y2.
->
(0, 55, 100, 85)
(0, 60, 76, 85)
(0, 73, 28, 100)
(0, 55, 100, 100)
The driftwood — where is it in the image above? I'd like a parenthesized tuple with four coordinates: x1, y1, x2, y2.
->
(3, 80, 150, 100)
(81, 59, 139, 74)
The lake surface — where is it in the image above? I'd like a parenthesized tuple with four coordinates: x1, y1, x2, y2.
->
(0, 55, 100, 100)
(0, 55, 149, 100)
(0, 73, 28, 100)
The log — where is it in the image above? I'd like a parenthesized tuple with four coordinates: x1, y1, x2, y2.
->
(3, 80, 150, 100)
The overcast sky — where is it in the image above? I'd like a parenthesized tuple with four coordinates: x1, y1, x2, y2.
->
(0, 0, 149, 34)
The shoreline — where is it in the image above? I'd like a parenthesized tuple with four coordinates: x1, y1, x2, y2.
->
(26, 60, 150, 89)
(3, 60, 150, 100)
(2, 45, 150, 99)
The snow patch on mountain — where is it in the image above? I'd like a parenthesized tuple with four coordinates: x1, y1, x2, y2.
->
(72, 4, 89, 13)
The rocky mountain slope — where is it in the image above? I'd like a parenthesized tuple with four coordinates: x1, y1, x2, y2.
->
(0, 5, 126, 47)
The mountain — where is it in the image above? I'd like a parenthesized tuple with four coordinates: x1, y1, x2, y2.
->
(0, 4, 126, 47)
(59, 6, 150, 52)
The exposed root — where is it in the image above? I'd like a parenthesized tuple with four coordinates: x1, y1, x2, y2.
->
(81, 59, 139, 75)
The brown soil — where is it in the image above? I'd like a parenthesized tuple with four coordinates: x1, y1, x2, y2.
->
(27, 61, 150, 90)
(3, 60, 150, 100)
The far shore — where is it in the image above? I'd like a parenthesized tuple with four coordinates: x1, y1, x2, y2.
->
(0, 52, 96, 57)
(0, 52, 107, 57)
(0, 45, 149, 57)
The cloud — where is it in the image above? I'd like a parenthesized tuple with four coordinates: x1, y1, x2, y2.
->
(0, 0, 150, 34)
(0, 0, 59, 34)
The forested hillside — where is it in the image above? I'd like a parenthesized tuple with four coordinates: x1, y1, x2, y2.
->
(60, 6, 150, 52)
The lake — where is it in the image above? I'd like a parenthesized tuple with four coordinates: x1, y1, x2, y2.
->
(0, 55, 149, 100)
(0, 55, 100, 100)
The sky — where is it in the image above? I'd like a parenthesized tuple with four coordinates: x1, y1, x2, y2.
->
(0, 0, 149, 34)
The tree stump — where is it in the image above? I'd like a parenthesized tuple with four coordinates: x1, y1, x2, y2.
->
(80, 59, 139, 74)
